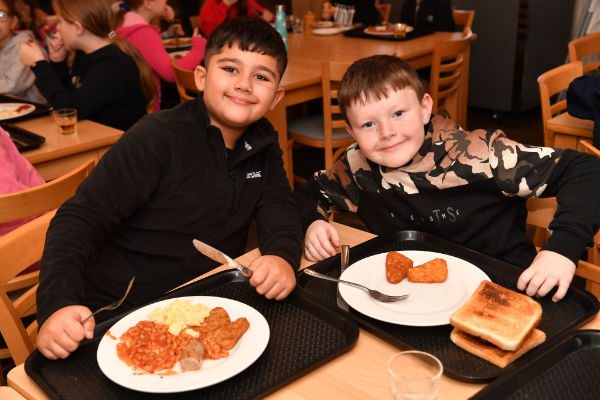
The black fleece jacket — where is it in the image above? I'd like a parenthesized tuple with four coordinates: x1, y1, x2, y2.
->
(37, 98, 303, 325)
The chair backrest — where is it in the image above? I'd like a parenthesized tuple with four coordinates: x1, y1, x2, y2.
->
(0, 159, 94, 294)
(0, 159, 95, 223)
(429, 35, 470, 121)
(568, 31, 600, 74)
(537, 61, 584, 147)
(321, 61, 355, 168)
(171, 60, 201, 102)
(189, 15, 200, 31)
(0, 209, 56, 365)
(375, 4, 391, 24)
(452, 9, 475, 35)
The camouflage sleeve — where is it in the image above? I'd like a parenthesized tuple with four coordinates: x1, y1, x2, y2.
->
(293, 149, 361, 232)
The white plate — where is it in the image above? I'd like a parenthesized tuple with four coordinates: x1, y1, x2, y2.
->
(0, 103, 35, 121)
(363, 25, 414, 36)
(311, 21, 335, 28)
(312, 26, 353, 36)
(339, 251, 489, 326)
(97, 296, 270, 393)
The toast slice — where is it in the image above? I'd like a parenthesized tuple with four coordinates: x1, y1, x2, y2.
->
(407, 258, 448, 283)
(385, 251, 413, 284)
(450, 328, 546, 368)
(449, 280, 542, 351)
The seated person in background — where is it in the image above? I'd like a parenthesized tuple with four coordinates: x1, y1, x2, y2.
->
(567, 73, 600, 148)
(114, 0, 207, 112)
(294, 54, 600, 303)
(400, 0, 455, 33)
(322, 0, 378, 26)
(0, 0, 46, 103)
(35, 17, 302, 360)
(199, 0, 273, 37)
(18, 0, 155, 130)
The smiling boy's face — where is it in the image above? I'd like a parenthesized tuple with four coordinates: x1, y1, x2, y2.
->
(194, 44, 284, 144)
(345, 87, 432, 168)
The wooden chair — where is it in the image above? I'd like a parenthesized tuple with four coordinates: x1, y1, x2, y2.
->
(189, 16, 200, 31)
(526, 197, 600, 298)
(452, 9, 475, 35)
(287, 61, 355, 184)
(429, 35, 471, 126)
(375, 3, 391, 24)
(0, 210, 56, 370)
(568, 31, 600, 74)
(171, 60, 201, 102)
(537, 61, 593, 149)
(0, 159, 95, 293)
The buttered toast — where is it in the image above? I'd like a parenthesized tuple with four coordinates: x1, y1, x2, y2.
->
(449, 280, 542, 351)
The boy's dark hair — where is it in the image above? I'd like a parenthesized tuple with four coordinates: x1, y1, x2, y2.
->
(338, 55, 425, 122)
(204, 17, 288, 79)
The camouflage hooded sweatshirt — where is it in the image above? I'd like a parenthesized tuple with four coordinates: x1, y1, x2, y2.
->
(294, 114, 600, 268)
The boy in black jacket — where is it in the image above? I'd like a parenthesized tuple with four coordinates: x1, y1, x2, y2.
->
(295, 55, 600, 303)
(36, 17, 302, 359)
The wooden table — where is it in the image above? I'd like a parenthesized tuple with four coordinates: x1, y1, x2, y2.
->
(8, 222, 600, 399)
(546, 112, 594, 149)
(266, 30, 469, 187)
(15, 115, 123, 181)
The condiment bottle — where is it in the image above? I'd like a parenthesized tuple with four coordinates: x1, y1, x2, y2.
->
(275, 4, 288, 50)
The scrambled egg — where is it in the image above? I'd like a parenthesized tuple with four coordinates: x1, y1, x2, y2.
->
(148, 299, 211, 336)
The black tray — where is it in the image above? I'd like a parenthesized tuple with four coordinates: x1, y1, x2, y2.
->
(0, 94, 52, 122)
(25, 270, 359, 399)
(343, 26, 431, 41)
(296, 230, 600, 382)
(472, 330, 600, 399)
(1, 123, 45, 152)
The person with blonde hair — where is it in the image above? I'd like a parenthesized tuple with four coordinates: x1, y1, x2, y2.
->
(18, 0, 155, 129)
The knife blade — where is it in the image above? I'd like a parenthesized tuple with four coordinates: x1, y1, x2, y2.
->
(193, 239, 252, 276)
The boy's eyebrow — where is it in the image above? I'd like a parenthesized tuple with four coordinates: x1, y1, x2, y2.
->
(216, 57, 278, 80)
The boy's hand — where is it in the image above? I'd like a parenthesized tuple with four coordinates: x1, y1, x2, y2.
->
(247, 255, 296, 300)
(36, 305, 95, 359)
(304, 220, 340, 261)
(517, 250, 576, 302)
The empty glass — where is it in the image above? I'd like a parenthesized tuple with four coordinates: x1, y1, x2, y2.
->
(388, 351, 443, 400)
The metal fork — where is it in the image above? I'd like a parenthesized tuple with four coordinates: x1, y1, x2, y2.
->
(303, 268, 409, 303)
(81, 276, 135, 323)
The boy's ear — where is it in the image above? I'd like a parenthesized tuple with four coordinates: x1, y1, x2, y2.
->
(267, 87, 285, 111)
(420, 93, 433, 124)
(345, 123, 357, 140)
(194, 65, 206, 92)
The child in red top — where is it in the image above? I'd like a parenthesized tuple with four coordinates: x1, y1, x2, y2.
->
(199, 0, 273, 37)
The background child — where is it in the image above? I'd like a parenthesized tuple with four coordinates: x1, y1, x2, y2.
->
(114, 0, 207, 112)
(17, 0, 155, 130)
(295, 55, 600, 303)
(0, 0, 46, 102)
(399, 0, 455, 33)
(35, 17, 302, 360)
(199, 0, 274, 37)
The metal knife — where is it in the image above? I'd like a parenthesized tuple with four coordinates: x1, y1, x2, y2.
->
(193, 239, 253, 276)
(337, 244, 350, 311)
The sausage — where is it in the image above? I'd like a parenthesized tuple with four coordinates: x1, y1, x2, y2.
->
(180, 340, 205, 371)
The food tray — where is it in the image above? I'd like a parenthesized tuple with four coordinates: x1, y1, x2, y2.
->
(296, 230, 599, 382)
(25, 270, 359, 399)
(1, 123, 45, 152)
(343, 26, 430, 41)
(472, 330, 600, 399)
(0, 94, 52, 122)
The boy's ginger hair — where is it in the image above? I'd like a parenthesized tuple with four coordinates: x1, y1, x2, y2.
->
(338, 55, 426, 123)
(203, 17, 288, 80)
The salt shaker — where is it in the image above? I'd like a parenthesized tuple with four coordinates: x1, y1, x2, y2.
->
(275, 4, 288, 50)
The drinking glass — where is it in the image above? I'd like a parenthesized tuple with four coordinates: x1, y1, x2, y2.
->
(388, 351, 443, 400)
(52, 108, 77, 135)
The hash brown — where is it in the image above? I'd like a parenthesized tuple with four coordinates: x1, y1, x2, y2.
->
(407, 258, 448, 283)
(385, 251, 413, 283)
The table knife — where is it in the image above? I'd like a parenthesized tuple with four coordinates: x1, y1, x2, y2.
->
(193, 239, 252, 276)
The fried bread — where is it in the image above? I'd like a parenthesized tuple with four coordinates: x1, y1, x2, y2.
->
(385, 251, 413, 283)
(450, 328, 546, 368)
(407, 258, 448, 283)
(449, 280, 542, 351)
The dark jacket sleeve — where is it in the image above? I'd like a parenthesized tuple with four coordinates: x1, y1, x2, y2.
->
(36, 115, 169, 325)
(253, 140, 303, 270)
(567, 74, 600, 147)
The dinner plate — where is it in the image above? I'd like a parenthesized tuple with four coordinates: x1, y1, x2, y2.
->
(0, 103, 36, 121)
(162, 37, 192, 48)
(339, 251, 489, 326)
(363, 25, 414, 36)
(311, 21, 335, 28)
(312, 26, 353, 36)
(97, 296, 270, 393)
